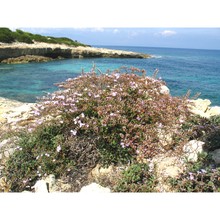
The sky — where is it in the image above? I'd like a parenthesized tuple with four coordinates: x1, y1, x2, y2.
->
(1, 1, 220, 50)
(20, 28, 220, 50)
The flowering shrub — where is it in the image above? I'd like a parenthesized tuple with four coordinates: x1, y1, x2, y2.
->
(3, 66, 194, 191)
(114, 163, 158, 192)
(189, 115, 220, 151)
(169, 153, 220, 192)
(38, 66, 192, 163)
(3, 122, 76, 191)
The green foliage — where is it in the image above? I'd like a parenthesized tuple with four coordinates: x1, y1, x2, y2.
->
(114, 163, 157, 192)
(17, 30, 88, 47)
(169, 153, 220, 192)
(3, 122, 76, 192)
(14, 29, 33, 44)
(0, 28, 15, 43)
(0, 28, 88, 47)
(210, 115, 220, 125)
(188, 115, 220, 151)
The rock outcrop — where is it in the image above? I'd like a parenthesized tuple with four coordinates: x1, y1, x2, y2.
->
(80, 183, 111, 193)
(1, 55, 53, 64)
(0, 97, 36, 133)
(188, 98, 220, 118)
(0, 42, 151, 63)
(183, 140, 205, 162)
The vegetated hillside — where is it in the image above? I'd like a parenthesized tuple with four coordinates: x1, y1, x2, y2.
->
(0, 28, 89, 47)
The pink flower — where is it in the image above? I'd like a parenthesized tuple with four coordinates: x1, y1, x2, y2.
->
(111, 92, 117, 97)
(70, 130, 77, 136)
(120, 142, 125, 148)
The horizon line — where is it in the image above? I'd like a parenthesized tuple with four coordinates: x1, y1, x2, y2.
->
(92, 44, 220, 51)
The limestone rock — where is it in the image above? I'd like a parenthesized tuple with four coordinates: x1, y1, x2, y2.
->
(2, 102, 35, 124)
(32, 180, 49, 193)
(159, 85, 170, 95)
(80, 183, 111, 193)
(1, 55, 53, 64)
(0, 42, 151, 62)
(206, 106, 220, 117)
(45, 174, 56, 189)
(188, 99, 213, 118)
(90, 164, 114, 181)
(0, 116, 7, 124)
(153, 156, 184, 178)
(0, 139, 9, 150)
(189, 99, 211, 112)
(150, 154, 185, 192)
(51, 181, 72, 192)
(0, 177, 11, 192)
(43, 174, 71, 192)
(157, 130, 173, 147)
(183, 140, 205, 162)
(3, 148, 15, 158)
(211, 149, 220, 164)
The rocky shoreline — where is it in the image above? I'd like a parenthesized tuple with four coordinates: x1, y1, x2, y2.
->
(1, 92, 220, 192)
(0, 42, 151, 64)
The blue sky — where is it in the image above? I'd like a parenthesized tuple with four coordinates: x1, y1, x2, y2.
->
(20, 28, 220, 50)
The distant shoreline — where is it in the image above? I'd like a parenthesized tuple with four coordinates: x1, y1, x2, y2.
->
(0, 42, 151, 64)
(92, 44, 220, 51)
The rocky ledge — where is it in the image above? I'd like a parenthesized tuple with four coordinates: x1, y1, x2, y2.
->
(1, 55, 53, 64)
(0, 42, 151, 64)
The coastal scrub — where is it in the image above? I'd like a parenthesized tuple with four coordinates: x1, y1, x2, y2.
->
(0, 28, 87, 47)
(3, 66, 195, 192)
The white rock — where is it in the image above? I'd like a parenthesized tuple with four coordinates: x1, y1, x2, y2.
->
(211, 149, 220, 164)
(188, 99, 213, 118)
(80, 183, 111, 193)
(157, 129, 173, 147)
(183, 140, 205, 162)
(45, 174, 56, 187)
(153, 156, 184, 178)
(44, 174, 56, 192)
(206, 106, 220, 117)
(159, 85, 170, 95)
(3, 148, 15, 158)
(0, 139, 9, 149)
(91, 164, 114, 179)
(189, 99, 211, 112)
(32, 180, 49, 193)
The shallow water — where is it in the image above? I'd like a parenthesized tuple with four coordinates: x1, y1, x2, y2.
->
(0, 46, 220, 105)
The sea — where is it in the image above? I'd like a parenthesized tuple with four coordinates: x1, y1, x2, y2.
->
(0, 45, 220, 106)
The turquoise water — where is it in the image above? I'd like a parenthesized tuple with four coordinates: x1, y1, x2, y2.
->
(0, 46, 220, 105)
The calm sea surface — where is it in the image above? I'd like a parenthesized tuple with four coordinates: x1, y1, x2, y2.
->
(0, 46, 220, 105)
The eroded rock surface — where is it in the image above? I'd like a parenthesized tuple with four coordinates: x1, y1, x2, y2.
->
(188, 98, 220, 118)
(0, 42, 151, 63)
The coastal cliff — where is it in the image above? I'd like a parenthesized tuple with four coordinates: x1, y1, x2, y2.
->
(0, 42, 151, 63)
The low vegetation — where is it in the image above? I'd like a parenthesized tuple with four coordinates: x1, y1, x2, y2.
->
(0, 28, 88, 47)
(114, 163, 158, 192)
(2, 66, 220, 192)
(169, 152, 220, 192)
